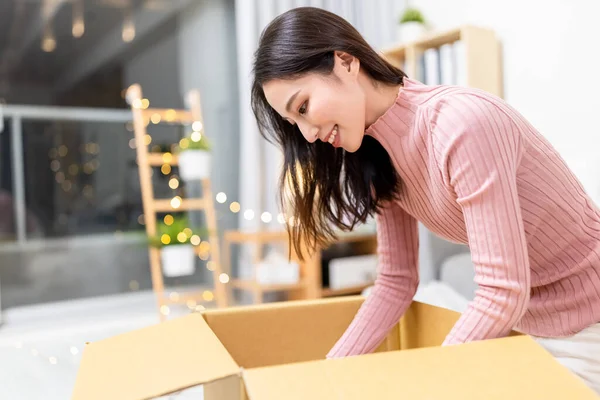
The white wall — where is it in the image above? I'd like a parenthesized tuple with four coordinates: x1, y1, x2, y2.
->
(124, 32, 182, 108)
(412, 0, 600, 203)
(121, 30, 182, 207)
(178, 0, 240, 234)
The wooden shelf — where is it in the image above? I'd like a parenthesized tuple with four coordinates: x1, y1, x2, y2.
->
(413, 27, 461, 50)
(223, 230, 373, 246)
(224, 230, 289, 243)
(331, 231, 376, 243)
(142, 108, 196, 124)
(381, 45, 406, 64)
(382, 26, 462, 56)
(153, 198, 207, 212)
(230, 279, 307, 293)
(381, 25, 502, 99)
(321, 283, 373, 298)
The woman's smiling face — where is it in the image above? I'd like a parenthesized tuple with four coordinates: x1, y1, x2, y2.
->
(262, 51, 367, 153)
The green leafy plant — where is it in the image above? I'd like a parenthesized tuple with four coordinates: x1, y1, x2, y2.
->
(399, 8, 425, 24)
(148, 214, 210, 248)
(176, 132, 211, 152)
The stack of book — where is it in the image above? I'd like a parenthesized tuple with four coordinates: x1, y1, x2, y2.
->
(404, 40, 468, 86)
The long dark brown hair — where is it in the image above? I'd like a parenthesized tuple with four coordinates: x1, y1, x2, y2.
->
(251, 7, 406, 258)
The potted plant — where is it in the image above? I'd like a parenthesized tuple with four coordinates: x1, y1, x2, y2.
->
(176, 131, 211, 182)
(398, 7, 427, 44)
(149, 214, 200, 277)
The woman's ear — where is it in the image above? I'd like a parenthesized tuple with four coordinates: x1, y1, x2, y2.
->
(334, 51, 360, 78)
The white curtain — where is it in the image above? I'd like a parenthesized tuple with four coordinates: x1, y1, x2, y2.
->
(234, 0, 406, 233)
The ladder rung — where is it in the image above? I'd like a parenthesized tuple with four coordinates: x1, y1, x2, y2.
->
(146, 153, 179, 166)
(142, 108, 196, 124)
(153, 198, 207, 212)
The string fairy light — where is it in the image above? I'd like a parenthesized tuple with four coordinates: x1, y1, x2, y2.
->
(162, 152, 173, 163)
(243, 210, 255, 221)
(72, 0, 85, 38)
(186, 300, 197, 309)
(168, 177, 179, 189)
(122, 5, 135, 43)
(12, 339, 83, 369)
(190, 131, 201, 142)
(202, 291, 214, 302)
(165, 109, 177, 122)
(161, 164, 171, 175)
(151, 113, 161, 124)
(216, 192, 227, 203)
(129, 280, 140, 291)
(170, 196, 182, 209)
(229, 202, 241, 213)
(8, 202, 276, 372)
(6, 192, 303, 375)
(261, 212, 272, 223)
(192, 121, 203, 132)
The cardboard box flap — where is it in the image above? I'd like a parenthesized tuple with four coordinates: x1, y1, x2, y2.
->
(72, 313, 239, 400)
(202, 296, 367, 368)
(399, 301, 462, 349)
(242, 336, 599, 400)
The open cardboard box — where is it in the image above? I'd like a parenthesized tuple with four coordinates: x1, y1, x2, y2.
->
(72, 297, 599, 399)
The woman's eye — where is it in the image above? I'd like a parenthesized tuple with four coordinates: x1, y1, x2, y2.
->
(298, 101, 307, 115)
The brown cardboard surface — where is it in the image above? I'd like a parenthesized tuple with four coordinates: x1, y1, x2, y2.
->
(71, 313, 238, 400)
(400, 301, 462, 348)
(202, 296, 366, 368)
(204, 375, 244, 400)
(399, 302, 521, 349)
(242, 336, 600, 400)
(72, 298, 568, 400)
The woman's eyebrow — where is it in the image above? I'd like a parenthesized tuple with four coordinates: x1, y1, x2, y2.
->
(286, 90, 300, 113)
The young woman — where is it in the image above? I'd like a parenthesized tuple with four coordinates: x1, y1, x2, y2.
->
(251, 7, 600, 393)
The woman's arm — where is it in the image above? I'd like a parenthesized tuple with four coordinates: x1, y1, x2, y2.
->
(327, 202, 419, 358)
(429, 92, 531, 345)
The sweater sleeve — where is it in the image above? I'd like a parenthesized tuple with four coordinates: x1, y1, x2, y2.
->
(429, 93, 531, 345)
(327, 201, 419, 358)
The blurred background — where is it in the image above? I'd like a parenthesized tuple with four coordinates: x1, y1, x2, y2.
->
(0, 0, 599, 398)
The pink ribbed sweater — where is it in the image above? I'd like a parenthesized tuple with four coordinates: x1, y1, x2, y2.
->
(327, 77, 600, 358)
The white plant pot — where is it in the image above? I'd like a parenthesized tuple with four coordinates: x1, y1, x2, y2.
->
(255, 261, 300, 285)
(397, 22, 427, 44)
(253, 251, 300, 285)
(178, 150, 211, 181)
(161, 244, 195, 277)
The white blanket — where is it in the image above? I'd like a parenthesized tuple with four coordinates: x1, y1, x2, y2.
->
(362, 280, 470, 313)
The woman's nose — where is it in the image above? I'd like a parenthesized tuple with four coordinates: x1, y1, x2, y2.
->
(299, 122, 319, 143)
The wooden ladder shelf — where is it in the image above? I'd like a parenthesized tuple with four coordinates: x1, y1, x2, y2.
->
(126, 85, 228, 321)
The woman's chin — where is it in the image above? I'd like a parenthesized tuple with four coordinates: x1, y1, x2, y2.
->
(342, 141, 361, 153)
